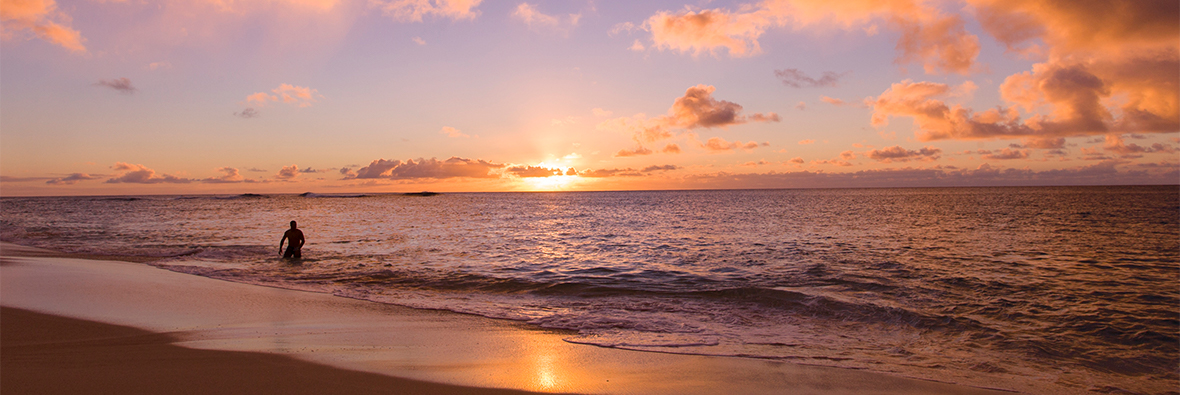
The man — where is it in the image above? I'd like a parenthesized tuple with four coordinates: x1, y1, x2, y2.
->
(279, 220, 305, 259)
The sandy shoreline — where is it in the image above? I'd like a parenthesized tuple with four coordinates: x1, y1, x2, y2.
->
(0, 242, 1014, 394)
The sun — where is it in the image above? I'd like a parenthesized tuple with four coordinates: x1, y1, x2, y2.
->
(523, 174, 580, 191)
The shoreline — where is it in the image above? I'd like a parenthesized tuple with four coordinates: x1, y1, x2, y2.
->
(1, 242, 1015, 394)
(1, 307, 543, 395)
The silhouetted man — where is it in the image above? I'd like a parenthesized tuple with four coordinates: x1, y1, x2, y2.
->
(279, 220, 305, 259)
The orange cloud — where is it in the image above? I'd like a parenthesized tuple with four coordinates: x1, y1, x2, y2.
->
(701, 137, 765, 152)
(646, 7, 768, 57)
(615, 146, 653, 157)
(374, 0, 481, 22)
(970, 0, 1177, 57)
(642, 0, 980, 74)
(0, 0, 85, 52)
(244, 84, 321, 107)
(598, 85, 779, 143)
(854, 0, 1180, 147)
(506, 165, 562, 178)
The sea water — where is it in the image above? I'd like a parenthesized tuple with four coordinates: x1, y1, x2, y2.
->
(2, 186, 1176, 394)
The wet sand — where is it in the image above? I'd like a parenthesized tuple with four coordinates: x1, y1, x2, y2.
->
(0, 243, 1014, 394)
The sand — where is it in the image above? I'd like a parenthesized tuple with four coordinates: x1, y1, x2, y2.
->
(0, 242, 1014, 394)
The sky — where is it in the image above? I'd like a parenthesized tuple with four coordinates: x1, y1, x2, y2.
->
(1, 0, 1177, 195)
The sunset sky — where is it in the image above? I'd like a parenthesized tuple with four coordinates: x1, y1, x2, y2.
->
(2, 0, 1177, 195)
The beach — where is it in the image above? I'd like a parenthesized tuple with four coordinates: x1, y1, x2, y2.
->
(0, 242, 1012, 394)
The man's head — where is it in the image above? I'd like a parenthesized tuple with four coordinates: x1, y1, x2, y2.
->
(290, 220, 297, 229)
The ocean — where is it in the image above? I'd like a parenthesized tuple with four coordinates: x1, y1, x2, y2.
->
(2, 186, 1176, 394)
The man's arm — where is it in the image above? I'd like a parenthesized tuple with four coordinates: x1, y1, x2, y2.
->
(296, 232, 305, 249)
(279, 234, 288, 253)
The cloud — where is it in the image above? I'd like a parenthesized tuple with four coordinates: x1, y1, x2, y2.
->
(981, 147, 1029, 160)
(775, 69, 845, 88)
(346, 157, 504, 180)
(235, 108, 260, 119)
(440, 126, 470, 138)
(373, 0, 481, 22)
(246, 167, 268, 172)
(872, 59, 1178, 145)
(854, 1, 1179, 146)
(147, 61, 172, 71)
(629, 40, 645, 51)
(795, 101, 806, 110)
(276, 164, 301, 180)
(95, 78, 136, 94)
(641, 0, 980, 74)
(866, 145, 943, 163)
(701, 137, 764, 152)
(642, 165, 680, 172)
(577, 168, 643, 178)
(46, 173, 101, 185)
(106, 162, 192, 184)
(512, 3, 579, 35)
(0, 0, 86, 52)
(788, 157, 805, 164)
(798, 139, 815, 145)
(615, 146, 654, 157)
(0, 176, 52, 183)
(820, 96, 846, 106)
(1103, 135, 1177, 157)
(970, 0, 1177, 57)
(598, 85, 779, 144)
(202, 167, 253, 183)
(592, 108, 613, 117)
(412, 36, 426, 45)
(645, 8, 767, 57)
(244, 84, 321, 107)
(507, 165, 562, 178)
(661, 143, 681, 154)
